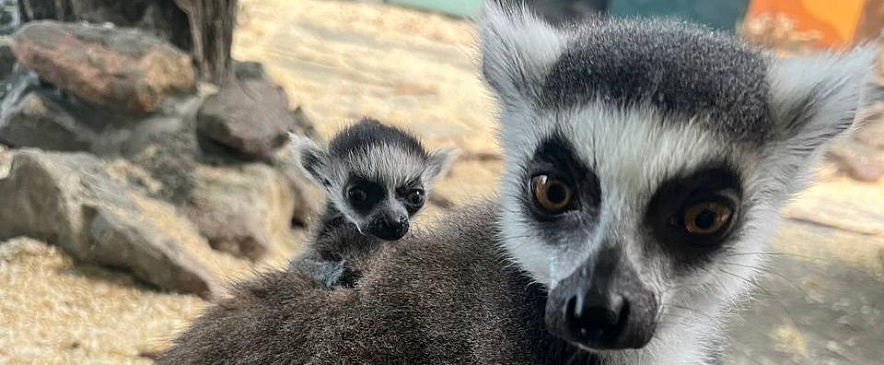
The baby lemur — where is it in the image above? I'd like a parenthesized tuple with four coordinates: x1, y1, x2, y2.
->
(290, 118, 455, 288)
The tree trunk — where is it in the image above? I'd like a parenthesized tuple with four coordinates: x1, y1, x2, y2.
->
(174, 0, 237, 84)
(16, 0, 237, 84)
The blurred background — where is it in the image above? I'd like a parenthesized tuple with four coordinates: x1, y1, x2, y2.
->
(0, 0, 881, 364)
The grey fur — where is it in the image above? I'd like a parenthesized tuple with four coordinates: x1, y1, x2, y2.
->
(159, 202, 596, 364)
(542, 18, 771, 143)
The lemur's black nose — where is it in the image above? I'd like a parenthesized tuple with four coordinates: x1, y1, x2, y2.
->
(369, 214, 409, 240)
(563, 287, 628, 345)
(545, 247, 657, 350)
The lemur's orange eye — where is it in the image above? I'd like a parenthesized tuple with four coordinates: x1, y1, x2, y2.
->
(682, 202, 733, 236)
(532, 175, 573, 214)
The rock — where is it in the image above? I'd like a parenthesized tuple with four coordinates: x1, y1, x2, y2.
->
(182, 162, 319, 260)
(85, 204, 216, 296)
(10, 21, 196, 113)
(0, 62, 204, 200)
(826, 139, 884, 182)
(0, 0, 18, 36)
(93, 94, 204, 203)
(232, 60, 266, 79)
(0, 143, 8, 176)
(0, 69, 97, 151)
(0, 37, 15, 80)
(0, 63, 203, 159)
(197, 62, 304, 160)
(0, 149, 222, 297)
(879, 248, 884, 271)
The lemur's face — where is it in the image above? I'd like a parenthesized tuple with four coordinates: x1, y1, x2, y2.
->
(482, 3, 871, 354)
(295, 125, 456, 241)
(339, 173, 426, 240)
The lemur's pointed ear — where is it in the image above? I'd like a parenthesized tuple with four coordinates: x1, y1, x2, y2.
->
(423, 147, 458, 187)
(480, 0, 567, 105)
(289, 133, 330, 187)
(768, 46, 876, 158)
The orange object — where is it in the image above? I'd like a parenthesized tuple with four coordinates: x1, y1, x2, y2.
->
(745, 0, 867, 49)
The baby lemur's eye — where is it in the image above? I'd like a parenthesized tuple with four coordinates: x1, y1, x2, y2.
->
(348, 187, 367, 204)
(406, 189, 425, 206)
(531, 175, 574, 214)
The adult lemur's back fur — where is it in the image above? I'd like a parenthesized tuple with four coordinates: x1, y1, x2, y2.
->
(160, 202, 592, 364)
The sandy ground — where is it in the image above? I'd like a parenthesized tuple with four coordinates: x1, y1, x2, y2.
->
(0, 0, 881, 363)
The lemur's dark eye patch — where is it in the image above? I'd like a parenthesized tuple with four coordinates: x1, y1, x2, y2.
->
(523, 136, 600, 223)
(646, 165, 742, 259)
(395, 180, 426, 215)
(345, 177, 384, 214)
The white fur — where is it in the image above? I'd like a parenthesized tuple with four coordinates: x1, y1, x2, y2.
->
(480, 1, 568, 104)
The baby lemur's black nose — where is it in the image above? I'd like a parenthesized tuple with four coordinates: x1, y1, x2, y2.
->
(369, 214, 409, 240)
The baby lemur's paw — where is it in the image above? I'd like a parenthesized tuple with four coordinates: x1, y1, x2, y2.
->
(319, 260, 362, 289)
(336, 265, 362, 288)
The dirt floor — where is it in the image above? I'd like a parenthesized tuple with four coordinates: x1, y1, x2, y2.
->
(1, 0, 882, 363)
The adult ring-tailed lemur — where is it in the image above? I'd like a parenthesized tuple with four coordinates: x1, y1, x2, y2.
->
(158, 2, 874, 364)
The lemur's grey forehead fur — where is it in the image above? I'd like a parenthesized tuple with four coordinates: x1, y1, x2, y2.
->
(293, 118, 456, 200)
(328, 118, 428, 161)
(543, 19, 771, 142)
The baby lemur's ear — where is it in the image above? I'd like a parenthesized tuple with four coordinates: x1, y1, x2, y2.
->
(423, 147, 459, 187)
(289, 133, 330, 187)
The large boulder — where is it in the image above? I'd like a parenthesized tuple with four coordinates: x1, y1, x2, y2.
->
(0, 149, 224, 297)
(9, 21, 196, 113)
(197, 62, 302, 160)
(182, 160, 321, 260)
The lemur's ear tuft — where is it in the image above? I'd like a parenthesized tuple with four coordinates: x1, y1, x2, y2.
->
(423, 147, 459, 187)
(480, 0, 567, 105)
(289, 133, 330, 187)
(768, 46, 876, 156)
(765, 45, 877, 194)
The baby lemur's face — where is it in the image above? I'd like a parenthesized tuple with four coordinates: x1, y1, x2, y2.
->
(337, 172, 428, 240)
(294, 119, 456, 241)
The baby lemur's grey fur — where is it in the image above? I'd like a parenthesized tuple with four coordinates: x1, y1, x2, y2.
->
(159, 2, 874, 364)
(289, 118, 455, 288)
